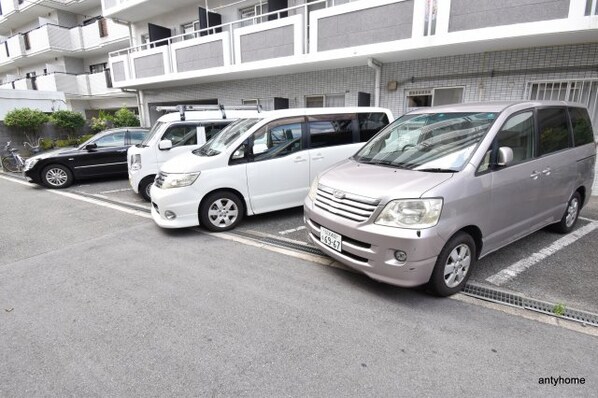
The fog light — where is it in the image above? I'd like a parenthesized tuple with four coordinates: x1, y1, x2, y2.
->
(164, 210, 177, 220)
(394, 250, 407, 263)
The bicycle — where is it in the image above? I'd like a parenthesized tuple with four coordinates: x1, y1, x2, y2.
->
(23, 137, 43, 155)
(1, 141, 25, 173)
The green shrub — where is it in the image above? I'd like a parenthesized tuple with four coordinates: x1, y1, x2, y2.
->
(40, 138, 55, 150)
(50, 110, 86, 138)
(113, 108, 140, 128)
(90, 110, 114, 133)
(4, 108, 49, 143)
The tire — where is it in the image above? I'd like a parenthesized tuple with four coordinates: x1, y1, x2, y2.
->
(550, 192, 581, 234)
(428, 232, 476, 297)
(199, 191, 244, 232)
(139, 175, 156, 202)
(1, 157, 19, 173)
(41, 164, 73, 189)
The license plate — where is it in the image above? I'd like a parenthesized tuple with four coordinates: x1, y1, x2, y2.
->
(320, 227, 342, 252)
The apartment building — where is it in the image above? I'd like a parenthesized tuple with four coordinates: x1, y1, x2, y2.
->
(104, 0, 598, 131)
(0, 0, 137, 118)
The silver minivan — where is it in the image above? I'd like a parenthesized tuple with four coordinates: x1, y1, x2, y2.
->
(304, 101, 596, 296)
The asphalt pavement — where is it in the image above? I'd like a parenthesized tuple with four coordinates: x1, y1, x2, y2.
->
(1, 177, 597, 397)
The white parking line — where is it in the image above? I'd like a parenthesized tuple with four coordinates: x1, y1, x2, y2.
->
(486, 221, 598, 286)
(99, 188, 133, 194)
(278, 226, 306, 235)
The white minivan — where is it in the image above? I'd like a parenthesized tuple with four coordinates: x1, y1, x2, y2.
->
(149, 107, 393, 230)
(127, 105, 261, 200)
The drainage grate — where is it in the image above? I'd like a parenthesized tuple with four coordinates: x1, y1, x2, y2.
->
(462, 282, 598, 327)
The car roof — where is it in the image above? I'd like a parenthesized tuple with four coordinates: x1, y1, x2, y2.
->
(156, 107, 394, 123)
(406, 100, 586, 114)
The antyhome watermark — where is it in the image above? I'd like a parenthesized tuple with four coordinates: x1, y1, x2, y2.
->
(538, 376, 586, 386)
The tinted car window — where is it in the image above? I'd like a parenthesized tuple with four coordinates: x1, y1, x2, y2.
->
(358, 112, 390, 142)
(251, 120, 303, 161)
(94, 132, 126, 148)
(538, 108, 570, 156)
(205, 122, 230, 141)
(129, 130, 147, 145)
(309, 114, 354, 148)
(162, 125, 198, 147)
(569, 107, 594, 146)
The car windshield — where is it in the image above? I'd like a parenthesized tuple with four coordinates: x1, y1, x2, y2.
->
(353, 112, 498, 172)
(193, 118, 260, 157)
(139, 121, 166, 146)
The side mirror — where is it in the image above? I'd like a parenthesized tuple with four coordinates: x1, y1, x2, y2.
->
(85, 143, 97, 151)
(497, 146, 513, 167)
(158, 139, 173, 150)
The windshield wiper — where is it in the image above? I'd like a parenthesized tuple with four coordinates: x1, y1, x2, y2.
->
(416, 168, 458, 173)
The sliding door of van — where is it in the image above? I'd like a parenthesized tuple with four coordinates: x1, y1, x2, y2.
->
(535, 107, 576, 223)
(307, 113, 358, 182)
(483, 110, 544, 251)
(246, 117, 308, 214)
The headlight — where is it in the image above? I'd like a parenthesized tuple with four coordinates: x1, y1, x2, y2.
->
(130, 154, 141, 171)
(24, 158, 39, 171)
(308, 176, 319, 201)
(160, 172, 200, 189)
(375, 198, 443, 229)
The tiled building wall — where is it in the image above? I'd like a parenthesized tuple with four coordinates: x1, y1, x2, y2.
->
(143, 43, 598, 119)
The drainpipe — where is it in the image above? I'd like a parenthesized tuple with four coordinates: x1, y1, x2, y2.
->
(121, 88, 148, 127)
(367, 58, 382, 107)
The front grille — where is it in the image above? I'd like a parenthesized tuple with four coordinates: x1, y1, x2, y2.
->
(315, 185, 380, 222)
(154, 172, 166, 188)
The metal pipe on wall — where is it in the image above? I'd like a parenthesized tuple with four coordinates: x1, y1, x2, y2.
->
(367, 58, 382, 107)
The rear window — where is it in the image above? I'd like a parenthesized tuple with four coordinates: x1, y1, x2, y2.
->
(358, 112, 390, 142)
(569, 107, 594, 146)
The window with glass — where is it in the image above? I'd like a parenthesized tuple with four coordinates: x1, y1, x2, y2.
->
(358, 112, 390, 142)
(308, 115, 354, 148)
(570, 107, 594, 146)
(251, 118, 303, 161)
(94, 132, 126, 148)
(538, 108, 570, 156)
(195, 118, 261, 157)
(129, 131, 147, 145)
(161, 124, 199, 147)
(355, 112, 498, 172)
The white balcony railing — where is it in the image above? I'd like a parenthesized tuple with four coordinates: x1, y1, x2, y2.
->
(0, 18, 128, 67)
(107, 0, 597, 86)
(16, 71, 118, 96)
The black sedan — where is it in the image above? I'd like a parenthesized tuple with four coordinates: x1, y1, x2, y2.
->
(24, 127, 149, 189)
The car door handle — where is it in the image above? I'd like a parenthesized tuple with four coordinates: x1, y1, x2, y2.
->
(294, 156, 307, 163)
(530, 171, 541, 180)
(312, 155, 324, 161)
(542, 167, 551, 176)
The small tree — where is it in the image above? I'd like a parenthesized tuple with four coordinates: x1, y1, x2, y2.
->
(50, 110, 86, 140)
(113, 108, 140, 128)
(90, 110, 115, 133)
(3, 108, 49, 144)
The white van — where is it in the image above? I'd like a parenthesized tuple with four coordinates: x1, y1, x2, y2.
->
(127, 105, 262, 200)
(149, 107, 393, 230)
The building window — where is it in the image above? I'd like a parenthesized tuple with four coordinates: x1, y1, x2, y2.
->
(239, 2, 268, 27)
(98, 18, 109, 38)
(90, 63, 108, 74)
(405, 87, 464, 111)
(23, 32, 31, 50)
(181, 21, 199, 40)
(305, 94, 345, 108)
(527, 79, 598, 129)
(424, 0, 437, 36)
(585, 0, 598, 16)
(242, 98, 274, 111)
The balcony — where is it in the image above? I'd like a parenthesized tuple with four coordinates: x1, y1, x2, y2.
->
(102, 0, 200, 23)
(0, 18, 129, 72)
(108, 0, 598, 89)
(33, 71, 121, 97)
(0, 0, 100, 35)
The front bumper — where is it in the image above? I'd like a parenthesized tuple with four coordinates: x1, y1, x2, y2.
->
(304, 197, 445, 287)
(23, 168, 41, 184)
(150, 184, 201, 228)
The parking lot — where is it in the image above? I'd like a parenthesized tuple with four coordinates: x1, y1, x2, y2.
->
(10, 173, 597, 318)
